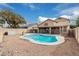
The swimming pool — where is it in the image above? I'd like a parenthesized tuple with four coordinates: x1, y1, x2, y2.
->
(21, 34, 65, 45)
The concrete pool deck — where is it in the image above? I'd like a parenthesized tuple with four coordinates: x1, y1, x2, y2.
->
(0, 35, 79, 56)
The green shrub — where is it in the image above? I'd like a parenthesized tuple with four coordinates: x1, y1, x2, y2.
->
(76, 17, 79, 27)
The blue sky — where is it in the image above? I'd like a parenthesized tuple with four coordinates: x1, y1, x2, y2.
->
(0, 3, 79, 25)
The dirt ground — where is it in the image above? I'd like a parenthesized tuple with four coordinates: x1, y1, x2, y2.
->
(0, 35, 79, 56)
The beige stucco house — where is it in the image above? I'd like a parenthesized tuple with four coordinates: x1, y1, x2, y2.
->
(27, 24, 38, 33)
(27, 17, 70, 34)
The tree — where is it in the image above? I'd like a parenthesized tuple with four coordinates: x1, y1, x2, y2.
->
(0, 16, 5, 27)
(0, 19, 5, 24)
(76, 17, 79, 27)
(0, 10, 26, 28)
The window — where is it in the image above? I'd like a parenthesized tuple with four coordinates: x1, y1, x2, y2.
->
(56, 22, 58, 23)
(44, 23, 48, 26)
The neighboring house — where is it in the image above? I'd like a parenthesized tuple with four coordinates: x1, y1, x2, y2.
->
(19, 24, 27, 28)
(27, 23, 38, 33)
(28, 17, 70, 34)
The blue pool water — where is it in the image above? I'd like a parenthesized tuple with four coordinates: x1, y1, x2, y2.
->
(23, 34, 57, 43)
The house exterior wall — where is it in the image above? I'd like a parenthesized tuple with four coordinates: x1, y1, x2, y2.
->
(38, 20, 55, 27)
(27, 25, 38, 30)
(53, 21, 70, 27)
(27, 24, 38, 32)
(27, 18, 70, 34)
(38, 19, 70, 34)
(38, 20, 70, 28)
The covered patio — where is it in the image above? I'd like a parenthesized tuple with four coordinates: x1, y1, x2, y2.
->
(38, 26, 68, 34)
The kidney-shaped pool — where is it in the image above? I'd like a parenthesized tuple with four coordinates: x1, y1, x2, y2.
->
(20, 34, 65, 45)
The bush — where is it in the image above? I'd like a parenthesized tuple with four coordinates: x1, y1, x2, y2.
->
(4, 32, 8, 35)
(76, 17, 79, 27)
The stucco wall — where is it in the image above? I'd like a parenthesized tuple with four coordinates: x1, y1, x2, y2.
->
(74, 27, 79, 43)
(27, 24, 38, 30)
(53, 22, 70, 27)
(0, 28, 3, 43)
(3, 28, 27, 35)
(0, 28, 27, 43)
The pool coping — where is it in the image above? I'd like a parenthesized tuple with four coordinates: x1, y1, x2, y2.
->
(20, 33, 65, 45)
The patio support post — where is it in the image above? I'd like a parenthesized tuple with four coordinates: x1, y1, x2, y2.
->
(67, 26, 69, 33)
(38, 28, 39, 33)
(61, 27, 63, 34)
(49, 27, 51, 34)
(60, 27, 62, 34)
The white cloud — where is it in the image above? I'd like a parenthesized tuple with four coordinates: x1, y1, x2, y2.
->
(38, 16, 48, 22)
(50, 4, 79, 25)
(71, 10, 79, 20)
(23, 3, 40, 10)
(73, 10, 79, 16)
(38, 7, 79, 25)
(0, 3, 14, 10)
(59, 15, 75, 25)
(53, 3, 70, 11)
(38, 16, 56, 23)
(50, 18, 56, 20)
(59, 7, 79, 15)
(29, 4, 35, 9)
(70, 10, 79, 25)
(60, 15, 71, 19)
(56, 7, 79, 25)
